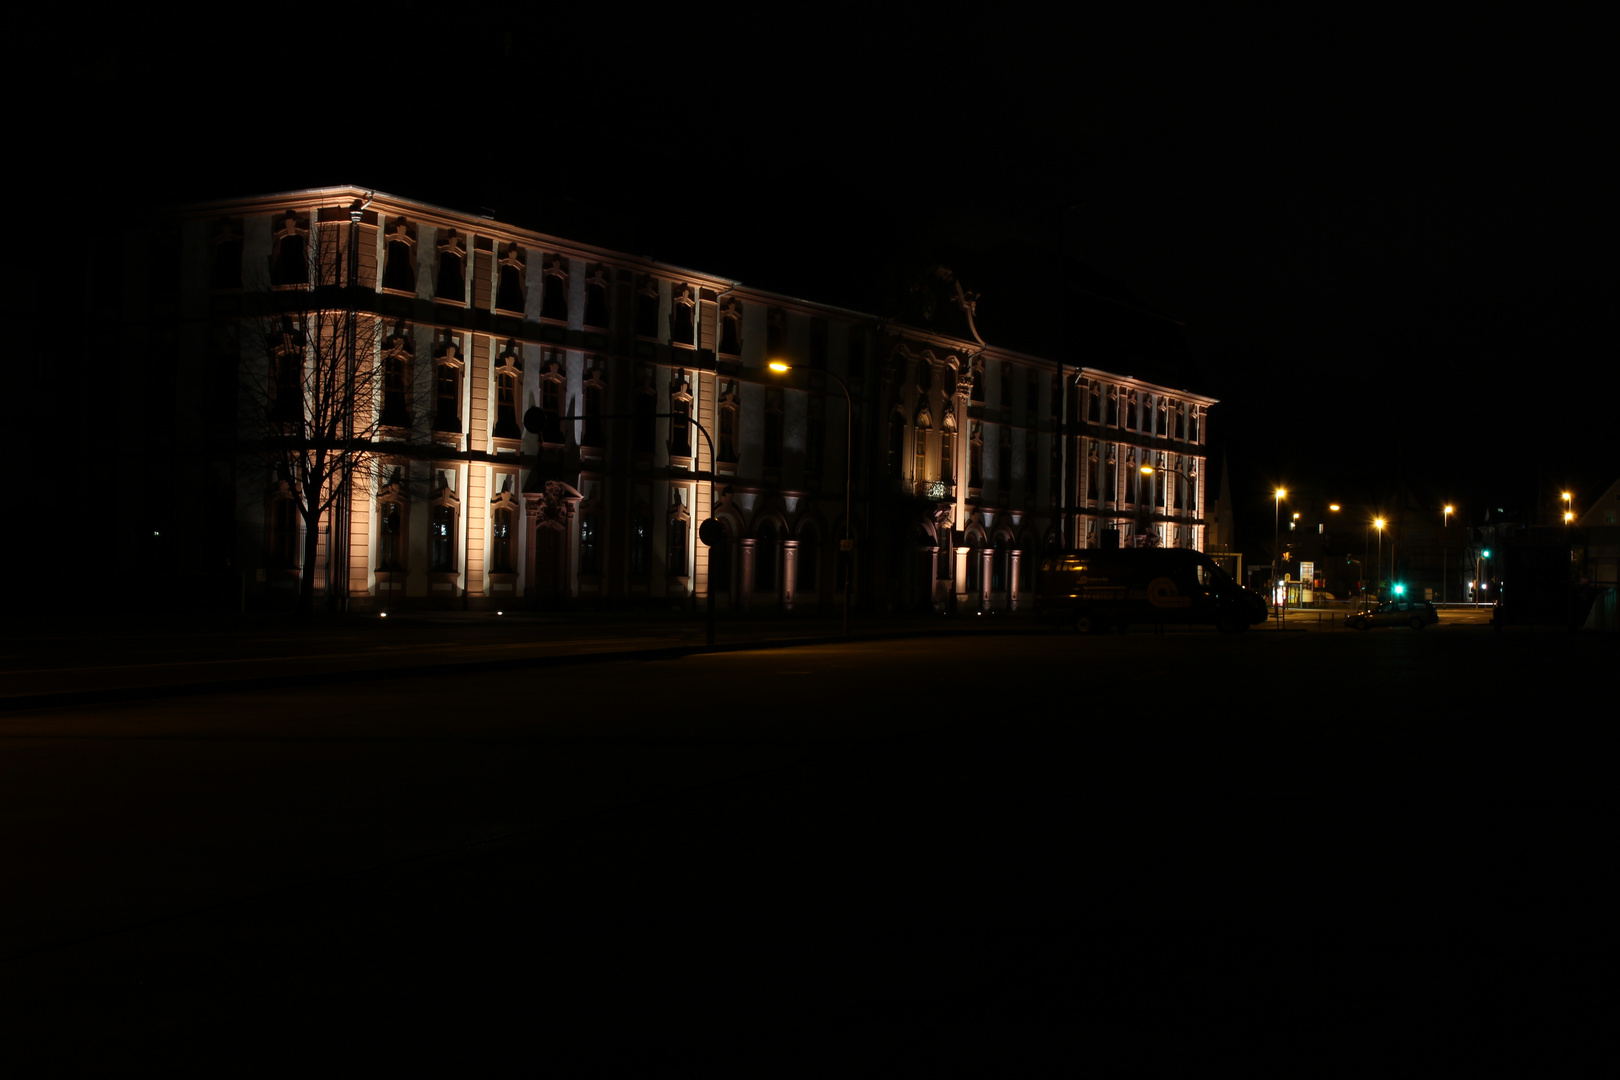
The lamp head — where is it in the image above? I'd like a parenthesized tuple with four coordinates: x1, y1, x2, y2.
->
(768, 361, 792, 374)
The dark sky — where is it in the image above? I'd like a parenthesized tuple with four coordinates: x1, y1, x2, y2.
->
(46, 9, 1613, 545)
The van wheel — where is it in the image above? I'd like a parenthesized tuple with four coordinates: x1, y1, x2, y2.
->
(1074, 612, 1096, 634)
(1409, 617, 1424, 630)
(1351, 617, 1367, 630)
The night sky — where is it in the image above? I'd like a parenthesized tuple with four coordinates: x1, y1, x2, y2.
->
(47, 10, 1612, 550)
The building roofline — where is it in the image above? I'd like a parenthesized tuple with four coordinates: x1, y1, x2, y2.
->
(173, 185, 1218, 402)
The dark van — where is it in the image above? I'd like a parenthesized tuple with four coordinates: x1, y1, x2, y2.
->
(1036, 548, 1268, 634)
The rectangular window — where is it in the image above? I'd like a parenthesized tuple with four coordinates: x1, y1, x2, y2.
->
(431, 505, 456, 572)
(492, 507, 514, 573)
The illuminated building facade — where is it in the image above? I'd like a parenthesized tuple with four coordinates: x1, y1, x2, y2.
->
(171, 186, 1216, 613)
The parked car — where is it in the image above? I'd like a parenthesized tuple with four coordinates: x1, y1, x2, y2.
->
(1036, 548, 1268, 633)
(1347, 598, 1439, 630)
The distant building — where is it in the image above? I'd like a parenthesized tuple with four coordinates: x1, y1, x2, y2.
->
(159, 186, 1217, 613)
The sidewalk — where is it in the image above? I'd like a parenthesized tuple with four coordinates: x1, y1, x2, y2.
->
(0, 606, 1053, 711)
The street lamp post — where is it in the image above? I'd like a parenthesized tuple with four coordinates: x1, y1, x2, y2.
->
(1374, 517, 1385, 596)
(769, 361, 853, 636)
(1443, 505, 1454, 603)
(1274, 487, 1286, 617)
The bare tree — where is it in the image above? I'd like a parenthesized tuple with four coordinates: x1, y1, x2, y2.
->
(241, 211, 390, 614)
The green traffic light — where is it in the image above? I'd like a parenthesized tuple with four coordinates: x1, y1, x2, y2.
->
(1393, 583, 1405, 595)
(1482, 549, 1491, 558)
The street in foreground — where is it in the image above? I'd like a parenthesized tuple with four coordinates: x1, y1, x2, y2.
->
(1, 627, 1608, 1067)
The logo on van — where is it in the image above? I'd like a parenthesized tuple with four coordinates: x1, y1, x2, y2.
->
(1147, 577, 1192, 608)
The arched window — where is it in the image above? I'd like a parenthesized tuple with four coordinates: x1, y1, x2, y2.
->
(940, 414, 956, 488)
(992, 535, 1008, 591)
(914, 411, 931, 482)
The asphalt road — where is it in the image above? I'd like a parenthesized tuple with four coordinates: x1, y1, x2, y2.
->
(1, 625, 1608, 1067)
